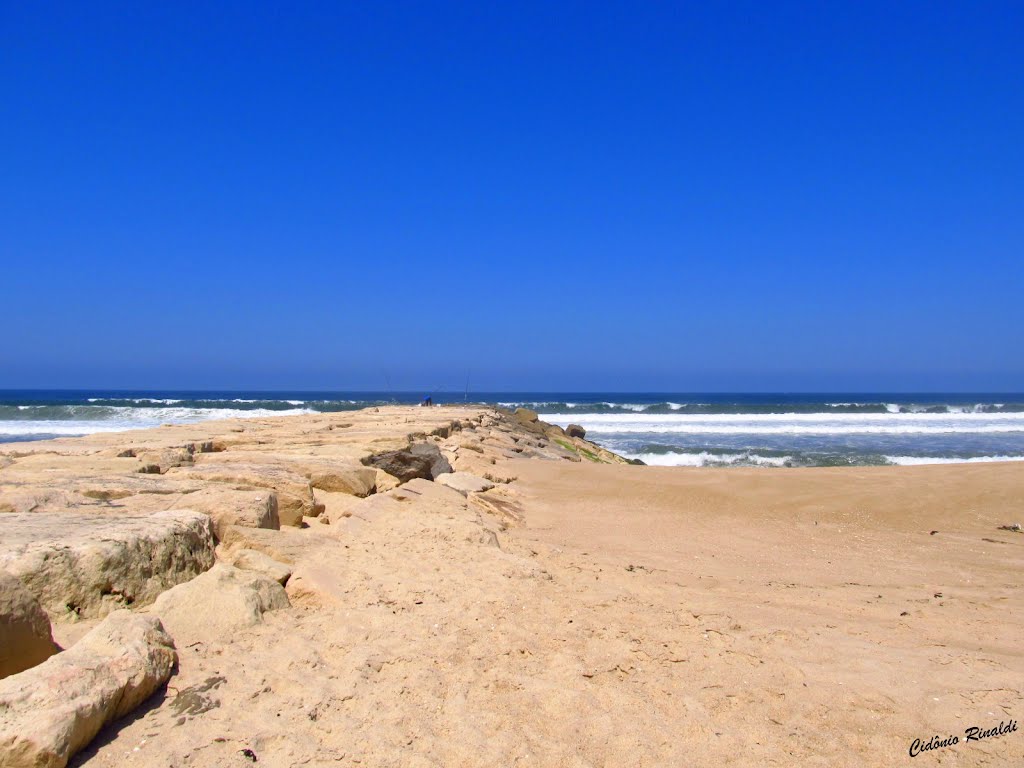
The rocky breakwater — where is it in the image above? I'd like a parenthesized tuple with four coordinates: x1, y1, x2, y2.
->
(0, 405, 626, 766)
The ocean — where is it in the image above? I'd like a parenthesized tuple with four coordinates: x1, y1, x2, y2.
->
(2, 390, 1024, 468)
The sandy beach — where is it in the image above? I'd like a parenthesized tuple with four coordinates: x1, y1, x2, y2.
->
(1, 407, 1021, 766)
(6, 1, 1022, 764)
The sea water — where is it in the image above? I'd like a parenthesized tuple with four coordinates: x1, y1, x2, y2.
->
(2, 390, 1023, 468)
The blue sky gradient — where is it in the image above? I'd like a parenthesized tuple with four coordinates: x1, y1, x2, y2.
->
(2, 1, 1022, 391)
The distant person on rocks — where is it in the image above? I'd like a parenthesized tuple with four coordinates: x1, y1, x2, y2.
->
(422, 396, 433, 407)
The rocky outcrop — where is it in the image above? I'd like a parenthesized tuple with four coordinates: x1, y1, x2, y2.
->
(0, 405, 631, 764)
(0, 611, 176, 768)
(151, 564, 290, 646)
(0, 573, 57, 679)
(0, 510, 215, 621)
(565, 424, 587, 439)
(361, 442, 453, 483)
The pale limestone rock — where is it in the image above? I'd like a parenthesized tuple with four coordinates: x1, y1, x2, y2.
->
(75, 474, 205, 500)
(0, 572, 57, 679)
(470, 487, 526, 527)
(218, 525, 319, 565)
(151, 564, 290, 646)
(0, 611, 176, 768)
(169, 463, 316, 525)
(0, 487, 85, 515)
(136, 447, 193, 474)
(226, 548, 293, 586)
(308, 465, 377, 497)
(0, 510, 215, 621)
(173, 487, 280, 540)
(514, 407, 539, 423)
(374, 469, 400, 493)
(317, 491, 367, 525)
(437, 471, 496, 496)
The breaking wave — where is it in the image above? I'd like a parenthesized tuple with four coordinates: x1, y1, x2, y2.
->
(541, 411, 1024, 436)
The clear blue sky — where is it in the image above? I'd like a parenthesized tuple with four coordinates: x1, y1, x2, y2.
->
(2, 1, 1021, 391)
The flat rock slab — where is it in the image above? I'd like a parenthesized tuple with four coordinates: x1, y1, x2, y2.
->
(0, 510, 215, 621)
(437, 471, 495, 496)
(225, 549, 293, 585)
(218, 525, 322, 565)
(0, 611, 176, 768)
(193, 452, 378, 497)
(0, 487, 86, 515)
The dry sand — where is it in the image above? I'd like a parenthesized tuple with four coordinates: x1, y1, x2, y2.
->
(4, 409, 1020, 766)
(503, 460, 1024, 766)
(78, 459, 1021, 766)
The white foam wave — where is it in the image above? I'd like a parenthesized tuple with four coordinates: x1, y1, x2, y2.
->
(86, 397, 184, 404)
(498, 401, 578, 410)
(543, 411, 1024, 435)
(615, 451, 1024, 467)
(0, 406, 314, 439)
(884, 455, 1024, 466)
(623, 451, 791, 467)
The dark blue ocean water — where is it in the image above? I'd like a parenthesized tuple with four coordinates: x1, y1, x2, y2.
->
(3, 390, 1024, 467)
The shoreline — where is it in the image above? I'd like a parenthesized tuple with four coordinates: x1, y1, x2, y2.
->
(5, 391, 1024, 469)
(1, 407, 1021, 766)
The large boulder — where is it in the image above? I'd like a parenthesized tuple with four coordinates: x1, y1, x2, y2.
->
(0, 611, 176, 768)
(151, 563, 290, 646)
(0, 510, 215, 621)
(410, 443, 453, 478)
(514, 407, 539, 423)
(565, 424, 587, 439)
(0, 573, 57, 679)
(308, 465, 377, 497)
(361, 443, 452, 483)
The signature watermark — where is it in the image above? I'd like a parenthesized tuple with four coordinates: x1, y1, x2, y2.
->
(909, 719, 1017, 757)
